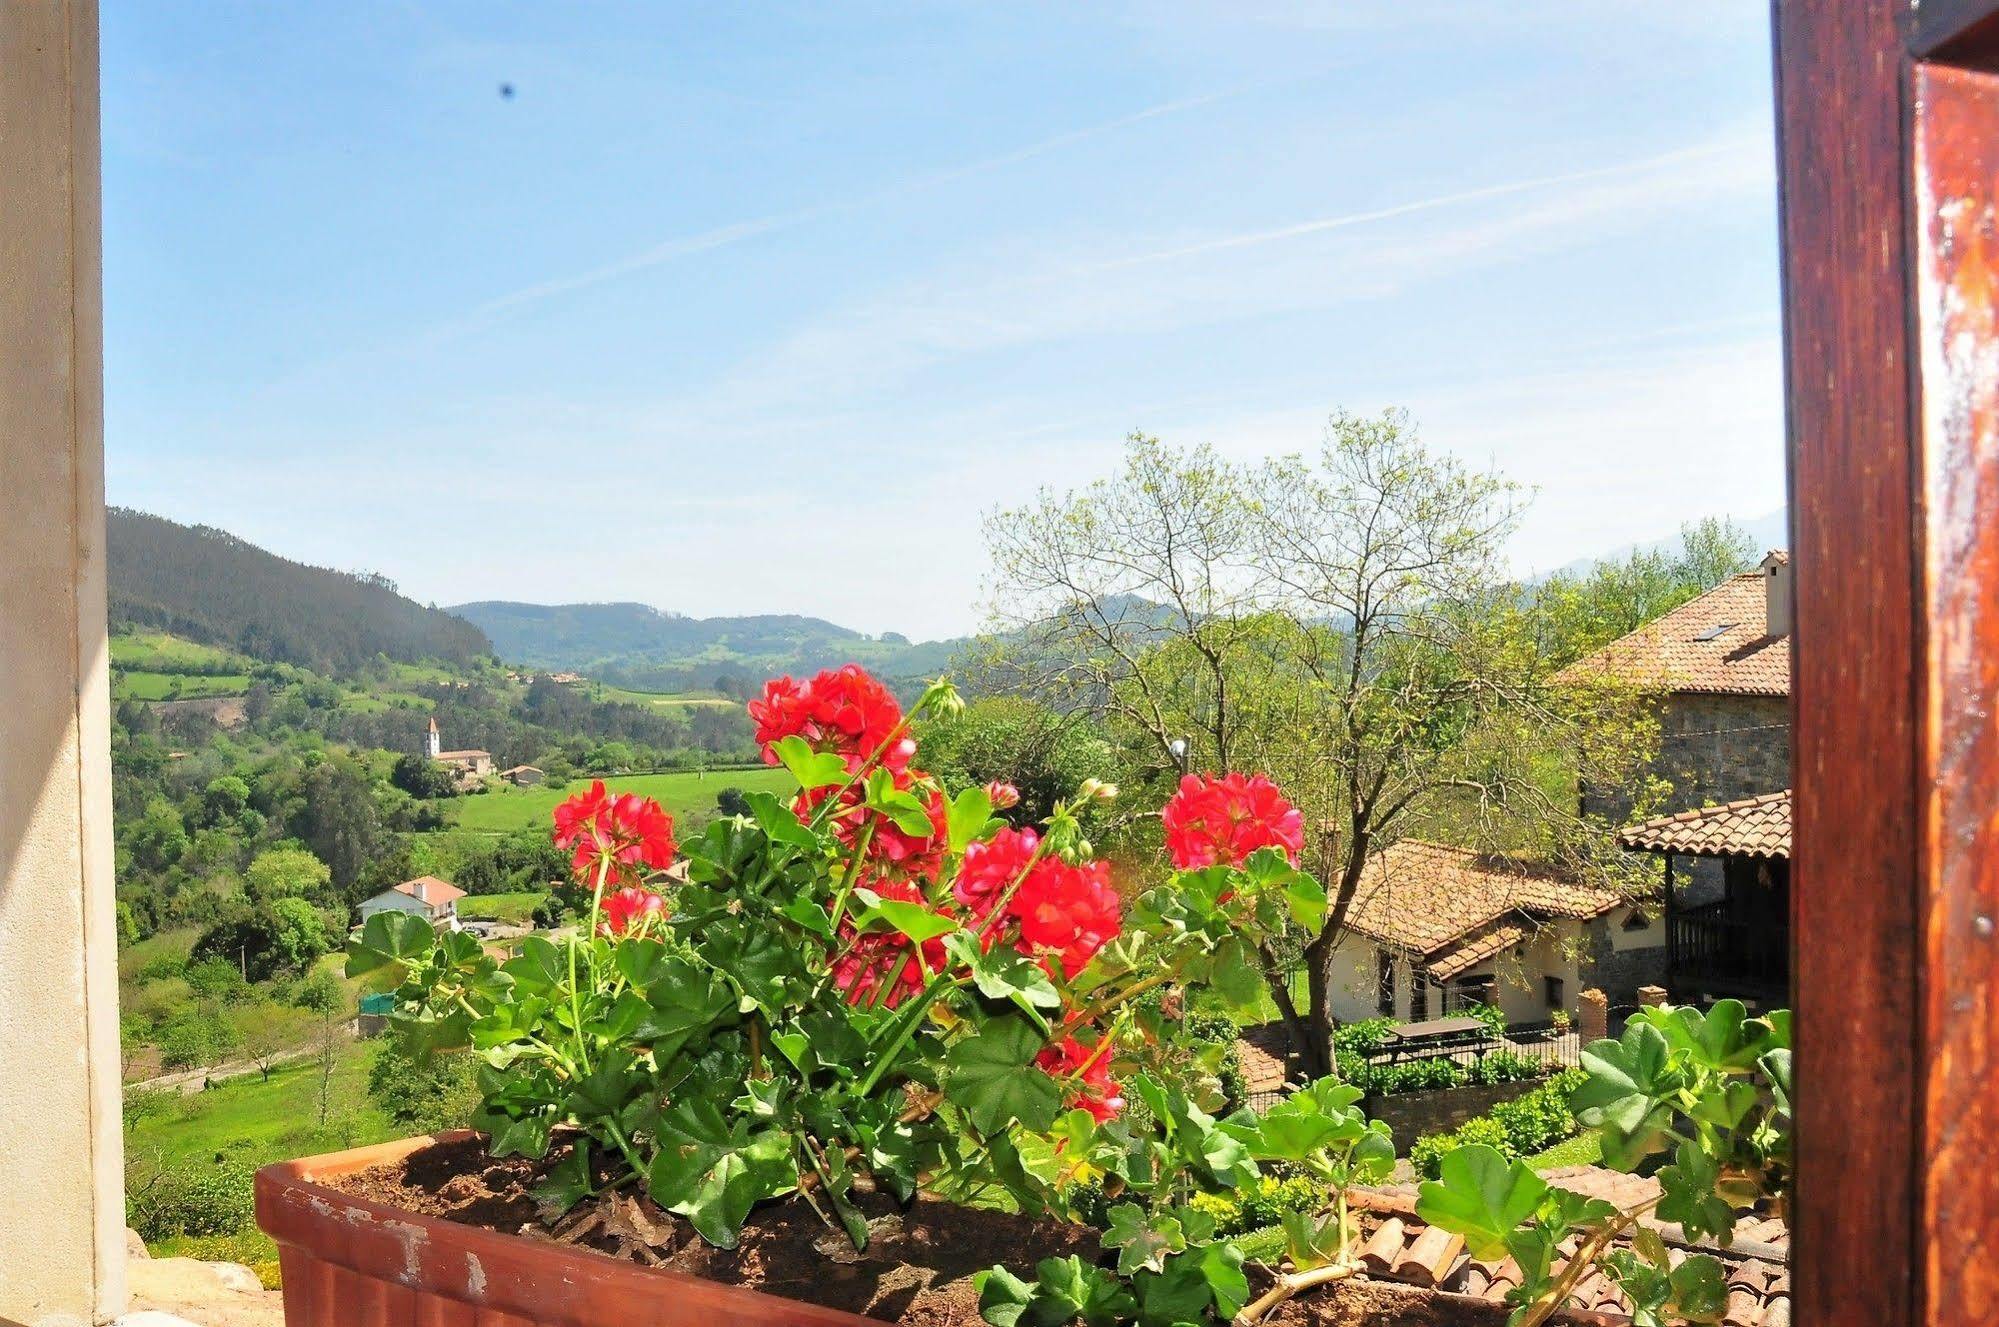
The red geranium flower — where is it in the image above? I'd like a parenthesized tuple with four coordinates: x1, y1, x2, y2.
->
(798, 770, 948, 882)
(1035, 1035, 1124, 1123)
(953, 826, 1040, 921)
(1160, 772, 1305, 871)
(748, 664, 912, 773)
(1011, 857, 1121, 978)
(600, 886, 666, 937)
(830, 879, 950, 1008)
(552, 780, 678, 880)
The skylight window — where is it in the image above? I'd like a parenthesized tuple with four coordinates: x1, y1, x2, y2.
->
(1696, 622, 1736, 641)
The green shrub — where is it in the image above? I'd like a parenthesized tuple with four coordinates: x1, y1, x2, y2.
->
(156, 1010, 240, 1070)
(128, 1157, 256, 1240)
(1331, 1018, 1395, 1055)
(1407, 1067, 1588, 1178)
(366, 1042, 479, 1132)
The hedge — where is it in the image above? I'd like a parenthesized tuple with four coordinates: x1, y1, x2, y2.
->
(1408, 1066, 1589, 1179)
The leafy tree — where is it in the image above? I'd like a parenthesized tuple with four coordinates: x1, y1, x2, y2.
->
(390, 751, 457, 800)
(235, 1000, 314, 1080)
(919, 697, 1119, 826)
(295, 757, 381, 893)
(128, 798, 189, 872)
(191, 899, 332, 983)
(244, 844, 332, 905)
(986, 414, 1662, 1075)
(201, 775, 250, 824)
(366, 1042, 479, 1132)
(1531, 518, 1755, 667)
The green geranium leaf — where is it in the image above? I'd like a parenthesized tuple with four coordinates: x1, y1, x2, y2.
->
(1198, 1240, 1250, 1319)
(769, 735, 848, 790)
(943, 1015, 1063, 1135)
(1654, 999, 1777, 1072)
(646, 1097, 792, 1248)
(853, 890, 959, 944)
(1572, 1022, 1683, 1134)
(746, 791, 819, 848)
(976, 1266, 1037, 1327)
(530, 1141, 594, 1216)
(945, 931, 1061, 1011)
(345, 910, 437, 977)
(1667, 1253, 1729, 1320)
(1283, 870, 1329, 932)
(948, 787, 997, 853)
(1210, 935, 1265, 1013)
(1103, 1203, 1186, 1275)
(632, 958, 739, 1062)
(1282, 1210, 1351, 1272)
(1656, 1140, 1734, 1245)
(1414, 1145, 1547, 1260)
(501, 936, 566, 996)
(1132, 1252, 1215, 1327)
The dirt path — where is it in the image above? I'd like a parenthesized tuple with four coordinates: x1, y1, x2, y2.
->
(124, 1021, 356, 1096)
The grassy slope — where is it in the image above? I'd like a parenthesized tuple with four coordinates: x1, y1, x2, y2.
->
(446, 766, 795, 833)
(125, 1037, 389, 1168)
(457, 891, 547, 923)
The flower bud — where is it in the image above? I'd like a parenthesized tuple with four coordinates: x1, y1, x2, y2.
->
(1077, 778, 1119, 803)
(985, 779, 1021, 811)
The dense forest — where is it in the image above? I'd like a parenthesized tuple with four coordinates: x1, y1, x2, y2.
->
(109, 508, 492, 674)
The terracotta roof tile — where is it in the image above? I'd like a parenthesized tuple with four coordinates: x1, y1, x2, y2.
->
(1618, 790, 1791, 860)
(394, 875, 465, 905)
(1554, 562, 1790, 697)
(1345, 1176, 1790, 1325)
(1343, 841, 1623, 972)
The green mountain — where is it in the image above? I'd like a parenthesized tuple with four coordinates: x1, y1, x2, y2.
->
(449, 600, 966, 691)
(108, 508, 492, 676)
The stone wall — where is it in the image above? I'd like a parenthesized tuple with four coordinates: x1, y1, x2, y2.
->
(1655, 693, 1791, 811)
(1363, 1078, 1547, 1153)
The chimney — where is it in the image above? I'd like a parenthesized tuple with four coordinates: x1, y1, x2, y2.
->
(1762, 551, 1792, 638)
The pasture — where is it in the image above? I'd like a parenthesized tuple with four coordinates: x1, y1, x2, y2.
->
(444, 765, 794, 833)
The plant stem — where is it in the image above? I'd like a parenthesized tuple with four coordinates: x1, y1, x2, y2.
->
(857, 970, 957, 1095)
(1233, 1262, 1353, 1326)
(569, 854, 613, 1073)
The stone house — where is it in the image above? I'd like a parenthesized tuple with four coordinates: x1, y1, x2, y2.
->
(424, 716, 493, 786)
(1326, 840, 1664, 1024)
(1559, 550, 1792, 824)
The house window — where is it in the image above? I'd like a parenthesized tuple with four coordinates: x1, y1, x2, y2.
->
(1410, 975, 1428, 1021)
(1375, 950, 1394, 1015)
(1544, 975, 1565, 1010)
(1621, 908, 1652, 932)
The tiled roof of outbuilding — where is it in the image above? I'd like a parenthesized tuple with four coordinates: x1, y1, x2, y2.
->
(1553, 561, 1790, 697)
(1618, 790, 1791, 860)
(1342, 841, 1623, 978)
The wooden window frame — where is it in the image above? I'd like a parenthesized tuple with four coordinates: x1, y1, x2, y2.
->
(1778, 2, 1999, 1322)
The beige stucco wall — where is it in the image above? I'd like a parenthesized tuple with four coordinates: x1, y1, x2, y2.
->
(0, 2, 126, 1322)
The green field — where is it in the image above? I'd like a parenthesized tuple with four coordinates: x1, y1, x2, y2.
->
(594, 684, 740, 712)
(114, 670, 252, 701)
(457, 891, 548, 924)
(445, 766, 794, 833)
(125, 1037, 389, 1168)
(110, 629, 253, 673)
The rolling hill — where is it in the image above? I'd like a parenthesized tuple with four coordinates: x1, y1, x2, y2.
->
(449, 599, 967, 691)
(108, 509, 492, 676)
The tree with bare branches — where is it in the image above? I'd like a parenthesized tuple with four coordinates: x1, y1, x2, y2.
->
(984, 411, 1666, 1076)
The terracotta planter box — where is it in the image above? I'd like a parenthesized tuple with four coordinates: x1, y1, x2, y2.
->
(255, 1132, 876, 1327)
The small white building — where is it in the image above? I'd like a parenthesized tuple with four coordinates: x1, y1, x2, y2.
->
(1325, 840, 1656, 1024)
(356, 875, 466, 929)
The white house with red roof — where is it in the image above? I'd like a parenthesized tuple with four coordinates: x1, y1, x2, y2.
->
(356, 875, 466, 928)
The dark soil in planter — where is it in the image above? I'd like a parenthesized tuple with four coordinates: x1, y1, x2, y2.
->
(327, 1139, 1508, 1327)
(325, 1136, 1097, 1326)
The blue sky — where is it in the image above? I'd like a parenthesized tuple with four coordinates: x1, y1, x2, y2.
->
(104, 2, 1783, 640)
